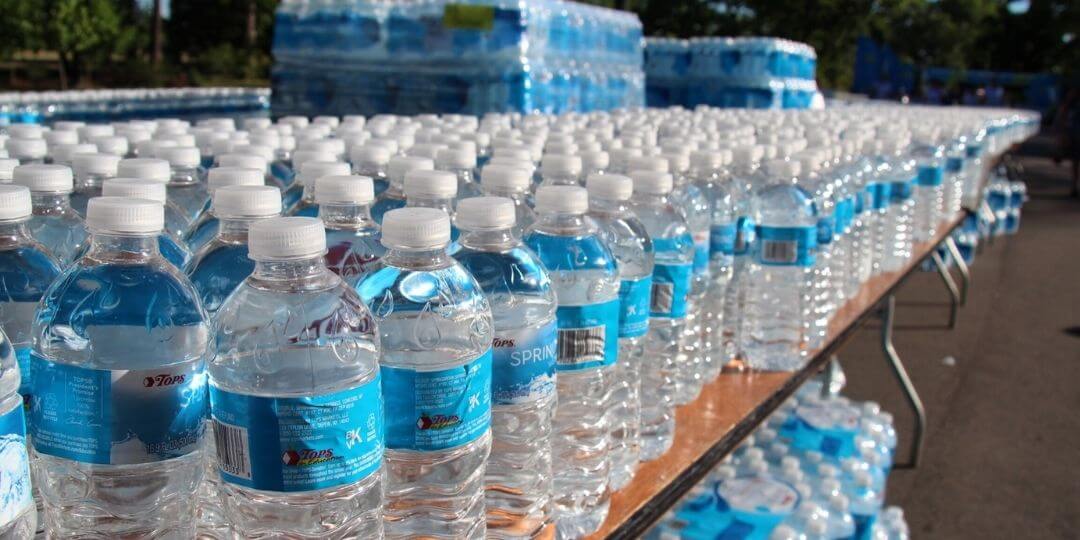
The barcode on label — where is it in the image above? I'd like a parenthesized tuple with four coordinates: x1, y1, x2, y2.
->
(650, 282, 674, 314)
(557, 326, 606, 365)
(762, 240, 797, 264)
(213, 419, 252, 480)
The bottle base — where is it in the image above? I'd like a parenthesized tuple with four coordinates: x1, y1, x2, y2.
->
(554, 501, 609, 539)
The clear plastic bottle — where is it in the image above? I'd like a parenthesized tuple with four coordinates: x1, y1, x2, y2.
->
(910, 130, 945, 243)
(586, 173, 653, 490)
(849, 471, 884, 539)
(207, 216, 384, 538)
(0, 324, 35, 539)
(117, 156, 194, 232)
(70, 152, 120, 217)
(523, 186, 619, 537)
(372, 156, 433, 225)
(693, 150, 733, 383)
(30, 197, 210, 537)
(480, 164, 536, 237)
(454, 197, 558, 538)
(721, 145, 765, 370)
(317, 174, 384, 285)
(184, 166, 267, 253)
(100, 179, 193, 269)
(159, 146, 210, 223)
(288, 160, 352, 218)
(436, 146, 481, 199)
(351, 145, 392, 197)
(12, 164, 87, 265)
(796, 152, 833, 351)
(356, 207, 493, 539)
(743, 159, 816, 371)
(539, 154, 583, 187)
(628, 170, 693, 460)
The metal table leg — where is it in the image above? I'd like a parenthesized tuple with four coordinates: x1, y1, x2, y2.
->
(881, 295, 926, 469)
(932, 250, 960, 329)
(944, 237, 971, 305)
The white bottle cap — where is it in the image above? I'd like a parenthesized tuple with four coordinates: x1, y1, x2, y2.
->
(480, 164, 531, 192)
(769, 525, 799, 540)
(102, 178, 167, 203)
(365, 138, 399, 155)
(137, 139, 177, 158)
(540, 154, 582, 177)
(298, 160, 351, 187)
(52, 121, 85, 132)
(7, 125, 43, 139)
(51, 143, 98, 164)
(44, 130, 79, 147)
(388, 156, 434, 184)
(0, 185, 31, 220)
(456, 196, 515, 230)
(350, 145, 391, 165)
(159, 146, 201, 168)
(207, 167, 265, 192)
(213, 185, 282, 219)
(216, 153, 269, 173)
(243, 117, 272, 131)
(436, 147, 475, 170)
(78, 124, 115, 141)
(629, 170, 673, 195)
(496, 147, 533, 162)
(86, 196, 164, 234)
(249, 216, 326, 261)
(117, 158, 171, 182)
(581, 150, 609, 170)
(13, 164, 74, 193)
(298, 138, 345, 157)
(381, 207, 451, 250)
(535, 185, 587, 214)
(627, 155, 669, 173)
(586, 173, 632, 201)
(231, 143, 275, 162)
(0, 159, 18, 181)
(830, 494, 850, 512)
(6, 138, 47, 160)
(315, 175, 375, 205)
(89, 135, 129, 156)
(405, 169, 457, 199)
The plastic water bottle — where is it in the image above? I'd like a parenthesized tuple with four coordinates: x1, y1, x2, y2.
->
(316, 174, 384, 285)
(372, 156, 433, 224)
(207, 216, 384, 538)
(159, 147, 210, 223)
(878, 137, 915, 273)
(187, 165, 267, 245)
(942, 129, 966, 221)
(288, 160, 351, 217)
(743, 159, 816, 370)
(117, 157, 191, 229)
(796, 152, 833, 351)
(586, 173, 652, 489)
(721, 145, 764, 369)
(849, 471, 884, 539)
(523, 186, 619, 537)
(539, 154, 583, 187)
(454, 196, 558, 538)
(12, 164, 87, 265)
(480, 164, 536, 237)
(910, 130, 945, 243)
(0, 325, 35, 538)
(351, 145, 392, 196)
(692, 150, 733, 382)
(31, 197, 210, 536)
(5, 139, 47, 164)
(70, 152, 121, 217)
(100, 179, 193, 269)
(356, 207, 493, 539)
(626, 170, 692, 460)
(436, 146, 481, 199)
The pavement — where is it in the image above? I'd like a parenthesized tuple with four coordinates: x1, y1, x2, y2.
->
(836, 132, 1080, 539)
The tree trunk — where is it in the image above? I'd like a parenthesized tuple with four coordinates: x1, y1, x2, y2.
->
(152, 0, 163, 65)
(247, 0, 258, 49)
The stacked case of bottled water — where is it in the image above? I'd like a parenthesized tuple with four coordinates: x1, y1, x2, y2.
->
(271, 0, 645, 117)
(0, 101, 1038, 539)
(645, 37, 821, 109)
(0, 88, 270, 125)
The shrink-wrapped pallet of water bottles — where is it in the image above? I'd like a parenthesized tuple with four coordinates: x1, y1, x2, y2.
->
(271, 0, 646, 117)
(0, 103, 1036, 539)
(0, 88, 270, 125)
(650, 373, 909, 540)
(645, 37, 821, 109)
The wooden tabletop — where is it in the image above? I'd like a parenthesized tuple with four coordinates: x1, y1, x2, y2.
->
(586, 214, 966, 539)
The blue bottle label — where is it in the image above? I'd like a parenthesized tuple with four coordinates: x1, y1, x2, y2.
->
(835, 198, 854, 233)
(854, 190, 866, 215)
(15, 347, 31, 399)
(29, 353, 206, 465)
(710, 222, 736, 256)
(617, 277, 651, 339)
(381, 350, 492, 451)
(890, 179, 914, 202)
(733, 216, 756, 256)
(555, 299, 619, 372)
(209, 377, 384, 493)
(946, 156, 964, 173)
(650, 262, 692, 319)
(491, 321, 557, 405)
(816, 215, 835, 246)
(692, 231, 710, 276)
(854, 512, 879, 540)
(867, 182, 892, 210)
(965, 144, 982, 158)
(754, 226, 816, 267)
(917, 165, 944, 186)
(0, 404, 33, 524)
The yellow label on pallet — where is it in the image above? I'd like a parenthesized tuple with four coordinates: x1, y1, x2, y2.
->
(443, 4, 495, 31)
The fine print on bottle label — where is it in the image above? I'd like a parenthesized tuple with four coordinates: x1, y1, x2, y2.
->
(29, 353, 206, 465)
(617, 277, 651, 339)
(755, 226, 817, 267)
(491, 320, 557, 405)
(382, 350, 493, 451)
(0, 404, 33, 526)
(209, 375, 385, 493)
(555, 299, 619, 371)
